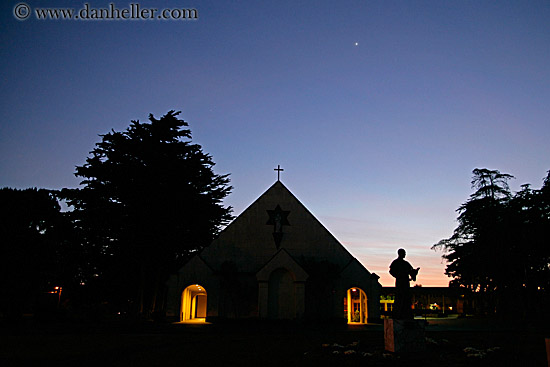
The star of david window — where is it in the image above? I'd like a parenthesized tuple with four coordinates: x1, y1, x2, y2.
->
(266, 204, 290, 248)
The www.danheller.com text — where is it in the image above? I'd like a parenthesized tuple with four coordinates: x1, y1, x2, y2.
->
(14, 3, 199, 21)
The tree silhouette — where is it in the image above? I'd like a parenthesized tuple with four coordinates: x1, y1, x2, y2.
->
(433, 168, 550, 317)
(0, 188, 68, 323)
(470, 168, 514, 200)
(62, 111, 233, 318)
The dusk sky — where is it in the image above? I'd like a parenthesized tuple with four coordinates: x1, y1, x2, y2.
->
(2, 1, 549, 287)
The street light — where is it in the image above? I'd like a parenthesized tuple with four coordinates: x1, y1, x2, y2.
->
(54, 286, 62, 308)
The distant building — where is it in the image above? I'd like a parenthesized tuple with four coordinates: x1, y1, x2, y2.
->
(381, 286, 468, 317)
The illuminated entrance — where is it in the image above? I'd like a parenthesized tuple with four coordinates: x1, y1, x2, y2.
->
(344, 288, 367, 324)
(181, 284, 207, 322)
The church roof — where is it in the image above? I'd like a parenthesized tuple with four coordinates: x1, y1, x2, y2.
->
(199, 180, 362, 274)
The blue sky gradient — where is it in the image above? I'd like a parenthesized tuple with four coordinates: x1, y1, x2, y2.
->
(2, 0, 549, 286)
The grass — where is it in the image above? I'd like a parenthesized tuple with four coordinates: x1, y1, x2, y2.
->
(1, 318, 548, 367)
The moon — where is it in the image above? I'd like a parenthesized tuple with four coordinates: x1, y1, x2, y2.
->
(354, 42, 359, 46)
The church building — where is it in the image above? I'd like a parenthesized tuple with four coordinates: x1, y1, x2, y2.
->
(166, 176, 381, 323)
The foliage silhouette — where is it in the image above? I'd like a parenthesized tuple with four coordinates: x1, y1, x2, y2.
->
(61, 110, 233, 318)
(0, 188, 73, 323)
(433, 168, 550, 317)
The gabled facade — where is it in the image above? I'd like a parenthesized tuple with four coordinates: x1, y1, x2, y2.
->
(166, 181, 381, 323)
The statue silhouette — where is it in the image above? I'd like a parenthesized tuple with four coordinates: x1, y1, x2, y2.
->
(389, 248, 419, 320)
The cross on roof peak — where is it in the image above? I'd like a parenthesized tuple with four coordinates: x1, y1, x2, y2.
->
(274, 165, 284, 181)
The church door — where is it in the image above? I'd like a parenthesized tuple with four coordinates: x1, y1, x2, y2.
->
(181, 284, 207, 322)
(346, 288, 367, 324)
(268, 268, 295, 319)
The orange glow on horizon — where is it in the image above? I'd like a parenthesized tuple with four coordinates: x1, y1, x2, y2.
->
(354, 252, 451, 287)
(376, 272, 450, 287)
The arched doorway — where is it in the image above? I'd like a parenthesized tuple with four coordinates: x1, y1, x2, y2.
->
(345, 287, 367, 324)
(181, 284, 207, 322)
(268, 268, 295, 319)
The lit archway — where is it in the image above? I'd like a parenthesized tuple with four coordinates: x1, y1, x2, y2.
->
(345, 287, 367, 324)
(181, 284, 207, 322)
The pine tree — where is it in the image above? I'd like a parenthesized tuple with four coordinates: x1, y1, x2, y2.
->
(62, 111, 233, 317)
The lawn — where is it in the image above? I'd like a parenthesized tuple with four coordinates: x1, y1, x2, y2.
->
(1, 318, 548, 367)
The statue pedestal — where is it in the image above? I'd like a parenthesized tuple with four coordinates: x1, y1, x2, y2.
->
(384, 318, 426, 353)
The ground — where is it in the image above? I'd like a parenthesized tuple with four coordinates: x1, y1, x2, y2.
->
(1, 317, 548, 366)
